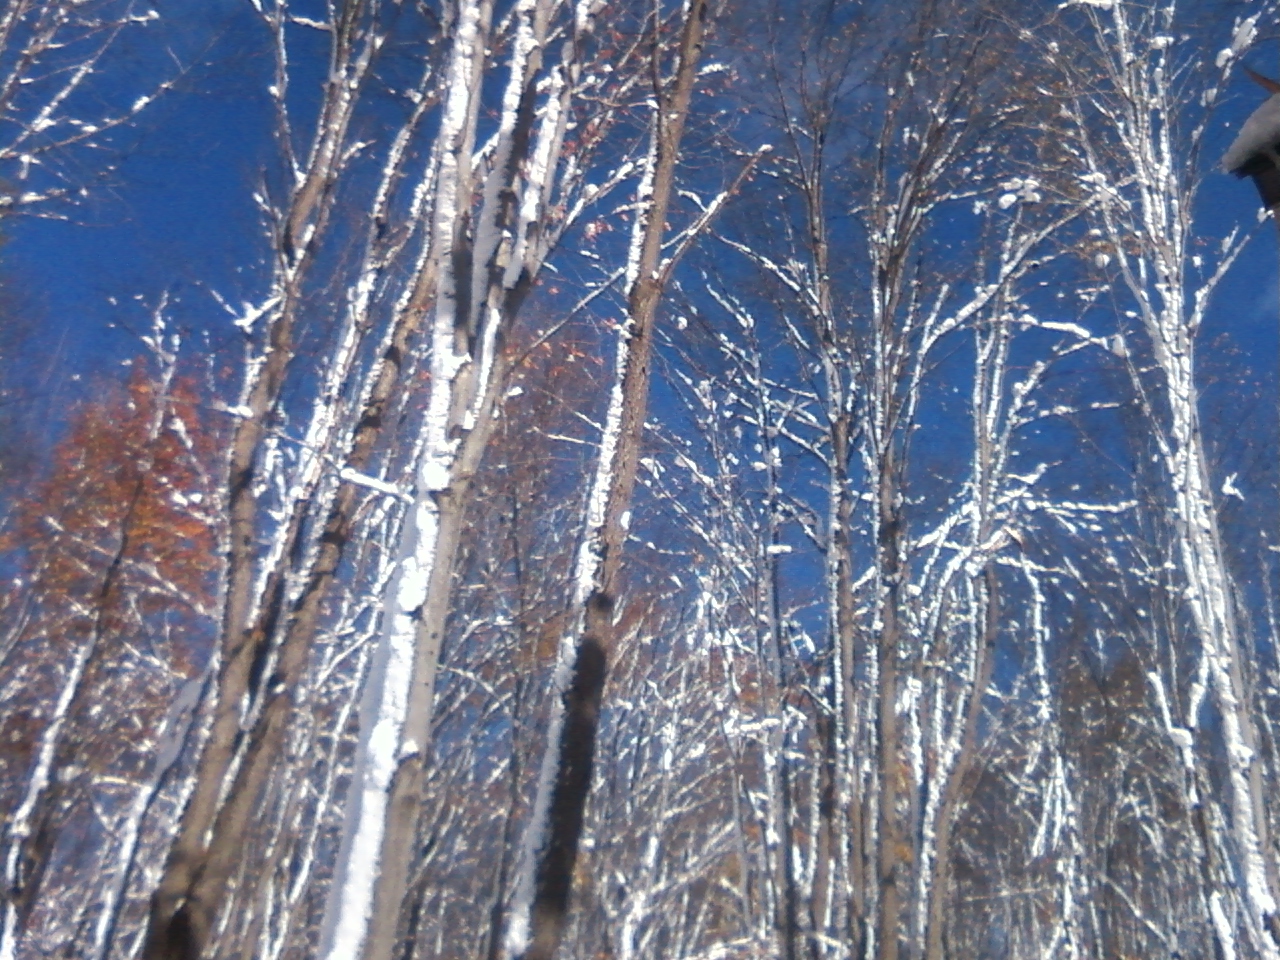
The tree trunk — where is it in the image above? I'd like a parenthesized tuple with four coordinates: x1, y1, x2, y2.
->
(140, 6, 379, 955)
(502, 3, 708, 957)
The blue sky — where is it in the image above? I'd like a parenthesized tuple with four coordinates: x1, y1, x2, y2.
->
(5, 4, 1280, 470)
(2, 1, 269, 405)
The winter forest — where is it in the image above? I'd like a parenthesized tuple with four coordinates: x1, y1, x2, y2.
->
(9, 0, 1280, 958)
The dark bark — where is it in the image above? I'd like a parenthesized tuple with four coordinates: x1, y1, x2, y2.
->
(524, 620, 609, 960)
(512, 3, 709, 957)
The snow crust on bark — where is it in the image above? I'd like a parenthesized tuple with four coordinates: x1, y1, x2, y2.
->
(318, 3, 487, 955)
(0, 640, 93, 960)
(317, 508, 433, 960)
(501, 134, 658, 960)
(1066, 5, 1280, 954)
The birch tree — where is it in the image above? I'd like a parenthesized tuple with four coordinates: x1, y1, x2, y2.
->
(661, 5, 1135, 960)
(139, 5, 396, 955)
(371, 324, 606, 960)
(1048, 3, 1280, 956)
(131, 0, 658, 957)
(316, 4, 660, 958)
(500, 2, 718, 958)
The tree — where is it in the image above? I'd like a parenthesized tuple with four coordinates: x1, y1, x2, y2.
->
(1047, 3, 1280, 956)
(8, 2, 1280, 959)
(138, 2, 690, 958)
(501, 3, 720, 958)
(0, 331, 220, 960)
(692, 4, 1095, 958)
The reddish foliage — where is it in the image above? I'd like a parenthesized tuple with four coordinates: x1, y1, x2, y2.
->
(0, 362, 222, 801)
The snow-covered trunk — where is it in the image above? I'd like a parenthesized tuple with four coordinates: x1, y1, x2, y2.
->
(320, 0, 608, 955)
(351, 27, 572, 960)
(822, 431, 860, 958)
(864, 149, 913, 960)
(871, 451, 906, 960)
(501, 4, 708, 958)
(197, 42, 448, 955)
(919, 306, 1010, 960)
(0, 629, 95, 960)
(1059, 4, 1280, 954)
(795, 146, 860, 960)
(760, 422, 802, 960)
(317, 3, 493, 958)
(137, 333, 295, 959)
(230, 18, 444, 689)
(857, 48, 962, 960)
(730, 273, 808, 960)
(140, 5, 382, 957)
(819, 268, 860, 960)
(826, 456, 861, 958)
(1064, 5, 1280, 957)
(1148, 663, 1224, 959)
(860, 79, 1035, 960)
(216, 584, 383, 960)
(1161, 336, 1280, 958)
(920, 568, 997, 960)
(711, 587, 778, 952)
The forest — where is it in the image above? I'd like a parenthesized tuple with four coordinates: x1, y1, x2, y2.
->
(3, 1, 1280, 959)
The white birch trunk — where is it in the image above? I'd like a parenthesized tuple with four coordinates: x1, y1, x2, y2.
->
(1061, 3, 1280, 952)
(1164, 349, 1278, 959)
(320, 0, 634, 951)
(504, 4, 709, 951)
(0, 637, 94, 960)
(318, 5, 490, 955)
